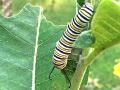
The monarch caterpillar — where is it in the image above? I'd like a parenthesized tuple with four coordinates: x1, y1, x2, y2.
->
(49, 2, 94, 87)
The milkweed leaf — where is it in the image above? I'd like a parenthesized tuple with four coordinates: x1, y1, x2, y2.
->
(70, 0, 120, 89)
(0, 3, 68, 90)
(0, 3, 92, 90)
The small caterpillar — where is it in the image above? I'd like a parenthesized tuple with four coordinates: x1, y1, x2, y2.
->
(53, 3, 94, 69)
(49, 2, 94, 87)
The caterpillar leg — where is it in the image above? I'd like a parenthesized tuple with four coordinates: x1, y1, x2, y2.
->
(49, 66, 55, 80)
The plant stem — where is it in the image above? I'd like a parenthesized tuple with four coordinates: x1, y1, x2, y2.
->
(70, 48, 99, 90)
(70, 62, 87, 90)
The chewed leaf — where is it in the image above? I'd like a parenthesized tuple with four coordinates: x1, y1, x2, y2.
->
(0, 2, 70, 89)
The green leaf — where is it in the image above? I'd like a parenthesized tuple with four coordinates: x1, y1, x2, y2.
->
(3, 0, 120, 90)
(90, 44, 120, 90)
(0, 3, 70, 90)
(74, 30, 95, 48)
(87, 0, 120, 66)
(70, 0, 120, 89)
(92, 0, 120, 49)
(0, 3, 90, 90)
(0, 4, 40, 90)
(36, 19, 70, 90)
(0, 2, 97, 90)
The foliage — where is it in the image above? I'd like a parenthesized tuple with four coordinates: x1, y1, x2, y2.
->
(11, 0, 76, 25)
(0, 0, 120, 90)
(70, 0, 120, 89)
(0, 4, 38, 90)
(0, 3, 91, 90)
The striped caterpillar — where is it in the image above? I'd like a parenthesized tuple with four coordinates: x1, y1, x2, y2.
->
(49, 2, 94, 87)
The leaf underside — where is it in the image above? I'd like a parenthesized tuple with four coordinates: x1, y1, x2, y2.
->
(0, 4, 39, 90)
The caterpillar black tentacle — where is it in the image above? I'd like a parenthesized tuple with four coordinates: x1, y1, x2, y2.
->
(49, 66, 55, 80)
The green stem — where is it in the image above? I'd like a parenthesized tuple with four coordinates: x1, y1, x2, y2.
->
(70, 48, 100, 90)
(70, 62, 87, 90)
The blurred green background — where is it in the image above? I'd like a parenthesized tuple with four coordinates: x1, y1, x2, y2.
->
(0, 0, 120, 90)
(12, 0, 76, 25)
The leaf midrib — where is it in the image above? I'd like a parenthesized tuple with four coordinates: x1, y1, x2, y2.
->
(32, 7, 43, 90)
